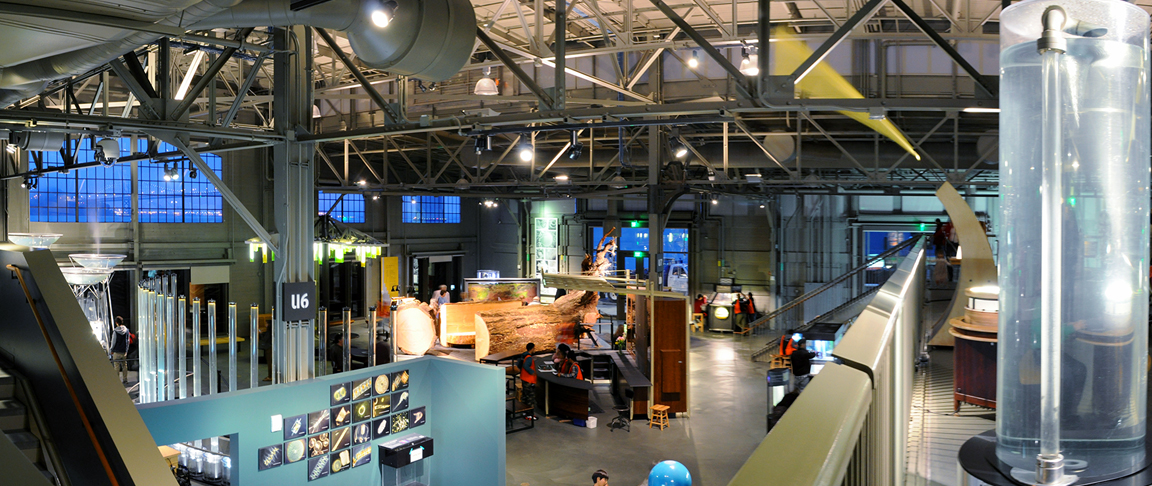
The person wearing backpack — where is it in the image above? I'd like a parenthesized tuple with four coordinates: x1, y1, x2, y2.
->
(110, 317, 132, 384)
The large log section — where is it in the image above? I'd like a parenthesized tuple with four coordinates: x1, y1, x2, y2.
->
(474, 290, 600, 359)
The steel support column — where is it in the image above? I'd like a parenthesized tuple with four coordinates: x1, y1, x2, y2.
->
(272, 26, 316, 384)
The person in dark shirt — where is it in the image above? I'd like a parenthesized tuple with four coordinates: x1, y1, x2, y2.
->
(790, 339, 817, 392)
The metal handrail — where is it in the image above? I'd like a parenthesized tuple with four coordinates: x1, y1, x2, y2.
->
(738, 236, 920, 335)
(750, 285, 883, 362)
(729, 239, 926, 486)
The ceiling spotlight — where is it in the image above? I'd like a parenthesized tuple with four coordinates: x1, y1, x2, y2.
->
(687, 51, 699, 69)
(21, 175, 36, 189)
(759, 204, 766, 209)
(372, 194, 380, 201)
(711, 195, 719, 205)
(739, 47, 759, 76)
(94, 138, 120, 166)
(672, 137, 689, 158)
(518, 141, 533, 162)
(357, 180, 367, 186)
(187, 167, 199, 179)
(474, 66, 498, 96)
(163, 163, 180, 182)
(371, 0, 399, 28)
(482, 199, 497, 208)
(555, 174, 570, 184)
(567, 131, 583, 160)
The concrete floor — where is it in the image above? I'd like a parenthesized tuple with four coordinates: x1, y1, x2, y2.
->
(505, 331, 777, 486)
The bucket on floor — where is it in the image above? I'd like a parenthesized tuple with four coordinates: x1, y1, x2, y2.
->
(586, 416, 597, 428)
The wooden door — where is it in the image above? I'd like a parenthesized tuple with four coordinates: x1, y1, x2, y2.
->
(653, 298, 688, 413)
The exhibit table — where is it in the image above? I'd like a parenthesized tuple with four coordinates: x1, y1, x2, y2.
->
(534, 360, 594, 420)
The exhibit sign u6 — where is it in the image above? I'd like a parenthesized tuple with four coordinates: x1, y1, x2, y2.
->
(282, 282, 317, 321)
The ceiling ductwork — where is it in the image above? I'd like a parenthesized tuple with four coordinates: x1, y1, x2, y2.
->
(0, 0, 475, 108)
(193, 0, 476, 81)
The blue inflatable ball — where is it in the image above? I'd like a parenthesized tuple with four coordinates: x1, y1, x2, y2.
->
(648, 460, 692, 486)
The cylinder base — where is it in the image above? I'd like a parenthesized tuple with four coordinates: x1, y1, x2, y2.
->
(961, 428, 1152, 485)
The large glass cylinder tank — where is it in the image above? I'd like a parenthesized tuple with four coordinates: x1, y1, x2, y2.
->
(998, 0, 1149, 481)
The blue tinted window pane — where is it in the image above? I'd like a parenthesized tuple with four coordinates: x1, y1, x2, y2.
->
(318, 191, 366, 223)
(664, 228, 689, 253)
(138, 142, 223, 223)
(401, 195, 459, 224)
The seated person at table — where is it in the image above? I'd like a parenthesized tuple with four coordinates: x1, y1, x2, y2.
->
(553, 343, 584, 380)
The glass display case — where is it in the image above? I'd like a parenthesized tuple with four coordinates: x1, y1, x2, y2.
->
(706, 284, 742, 332)
(802, 323, 848, 362)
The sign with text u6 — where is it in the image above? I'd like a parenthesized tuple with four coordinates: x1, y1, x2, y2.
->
(282, 282, 317, 321)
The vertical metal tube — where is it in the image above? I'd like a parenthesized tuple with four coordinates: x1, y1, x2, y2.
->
(342, 307, 351, 372)
(136, 285, 145, 402)
(166, 281, 176, 401)
(250, 304, 259, 389)
(285, 321, 296, 383)
(192, 298, 201, 397)
(228, 302, 237, 393)
(178, 295, 187, 399)
(390, 300, 398, 361)
(1038, 45, 1064, 480)
(369, 307, 377, 366)
(305, 318, 315, 379)
(168, 274, 177, 401)
(157, 280, 166, 401)
(318, 307, 327, 376)
(144, 287, 154, 403)
(271, 308, 278, 384)
(208, 300, 217, 395)
(298, 321, 308, 380)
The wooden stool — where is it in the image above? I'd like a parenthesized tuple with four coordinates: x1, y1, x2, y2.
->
(649, 404, 670, 430)
(691, 313, 705, 332)
(770, 355, 791, 369)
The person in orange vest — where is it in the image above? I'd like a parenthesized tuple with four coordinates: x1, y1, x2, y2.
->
(517, 343, 538, 408)
(732, 294, 746, 332)
(779, 330, 798, 357)
(554, 343, 584, 380)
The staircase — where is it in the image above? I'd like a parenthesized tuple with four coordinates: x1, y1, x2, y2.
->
(0, 365, 61, 485)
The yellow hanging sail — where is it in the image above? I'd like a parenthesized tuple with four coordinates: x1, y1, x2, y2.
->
(772, 27, 920, 160)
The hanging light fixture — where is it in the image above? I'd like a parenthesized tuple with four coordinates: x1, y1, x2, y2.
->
(672, 137, 689, 158)
(518, 138, 533, 162)
(710, 194, 719, 205)
(567, 131, 583, 160)
(163, 163, 180, 182)
(687, 51, 699, 69)
(474, 66, 499, 96)
(739, 47, 759, 76)
(371, 0, 399, 28)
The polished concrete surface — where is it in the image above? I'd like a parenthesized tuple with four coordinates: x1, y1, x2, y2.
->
(506, 331, 777, 486)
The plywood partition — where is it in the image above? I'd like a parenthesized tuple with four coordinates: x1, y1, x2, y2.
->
(438, 301, 522, 346)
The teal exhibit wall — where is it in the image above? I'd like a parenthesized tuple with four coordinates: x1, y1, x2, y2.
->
(428, 357, 506, 484)
(137, 356, 504, 485)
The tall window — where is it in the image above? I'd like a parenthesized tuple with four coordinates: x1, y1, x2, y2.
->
(402, 196, 460, 223)
(318, 191, 366, 223)
(29, 138, 223, 223)
(138, 142, 223, 223)
(29, 138, 132, 222)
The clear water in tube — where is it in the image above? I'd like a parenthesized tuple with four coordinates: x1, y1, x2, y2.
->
(998, 0, 1149, 482)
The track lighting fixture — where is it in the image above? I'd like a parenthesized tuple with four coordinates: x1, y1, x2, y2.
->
(187, 166, 198, 179)
(739, 46, 759, 76)
(482, 199, 497, 208)
(687, 50, 699, 69)
(163, 163, 180, 182)
(21, 175, 36, 189)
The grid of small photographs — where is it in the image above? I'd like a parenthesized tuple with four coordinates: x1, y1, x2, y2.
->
(257, 369, 424, 481)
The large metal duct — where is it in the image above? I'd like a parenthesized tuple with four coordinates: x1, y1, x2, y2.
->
(0, 0, 474, 108)
(0, 0, 242, 107)
(194, 0, 476, 81)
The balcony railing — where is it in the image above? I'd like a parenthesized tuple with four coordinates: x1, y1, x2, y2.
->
(728, 238, 926, 486)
